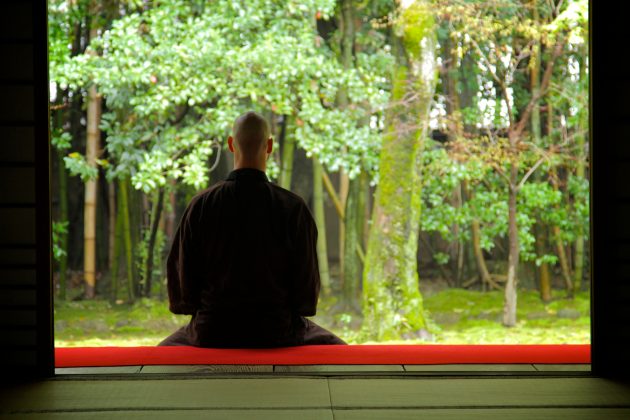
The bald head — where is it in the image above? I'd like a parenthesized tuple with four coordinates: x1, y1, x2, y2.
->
(232, 111, 271, 158)
(228, 111, 273, 171)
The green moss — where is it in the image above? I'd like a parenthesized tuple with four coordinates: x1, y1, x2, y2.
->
(360, 2, 439, 341)
(53, 291, 590, 346)
(54, 298, 186, 347)
(399, 2, 434, 60)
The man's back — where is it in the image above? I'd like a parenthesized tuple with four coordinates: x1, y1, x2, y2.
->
(166, 168, 320, 347)
(160, 111, 344, 347)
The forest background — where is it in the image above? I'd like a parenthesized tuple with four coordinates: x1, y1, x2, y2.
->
(48, 0, 590, 346)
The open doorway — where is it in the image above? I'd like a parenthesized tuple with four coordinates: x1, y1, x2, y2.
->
(49, 0, 590, 348)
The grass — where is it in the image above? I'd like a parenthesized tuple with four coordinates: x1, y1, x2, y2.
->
(421, 288, 590, 344)
(54, 288, 590, 347)
(54, 298, 187, 347)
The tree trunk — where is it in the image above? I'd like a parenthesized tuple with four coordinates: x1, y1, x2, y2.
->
(119, 178, 135, 302)
(553, 225, 574, 297)
(453, 184, 464, 287)
(535, 222, 552, 302)
(144, 188, 165, 297)
(83, 18, 102, 299)
(165, 180, 177, 240)
(471, 218, 493, 288)
(463, 176, 493, 289)
(130, 186, 143, 297)
(362, 1, 437, 340)
(442, 29, 466, 286)
(108, 178, 116, 274)
(110, 184, 123, 304)
(83, 90, 101, 298)
(529, 13, 550, 303)
(337, 0, 354, 288)
(500, 6, 563, 328)
(279, 116, 294, 190)
(312, 158, 331, 295)
(357, 171, 368, 249)
(503, 168, 519, 327)
(530, 1, 542, 143)
(343, 177, 361, 310)
(547, 147, 575, 298)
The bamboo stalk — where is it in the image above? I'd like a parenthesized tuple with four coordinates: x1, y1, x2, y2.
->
(312, 158, 331, 294)
(321, 169, 365, 263)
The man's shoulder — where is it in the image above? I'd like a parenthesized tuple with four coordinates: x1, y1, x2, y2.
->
(188, 181, 228, 207)
(268, 183, 309, 208)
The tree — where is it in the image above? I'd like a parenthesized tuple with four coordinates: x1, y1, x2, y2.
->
(58, 0, 387, 298)
(362, 0, 438, 340)
(83, 1, 102, 298)
(434, 0, 587, 325)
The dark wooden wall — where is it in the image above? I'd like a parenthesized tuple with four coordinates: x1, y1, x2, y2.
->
(0, 0, 627, 378)
(590, 1, 630, 376)
(0, 0, 53, 377)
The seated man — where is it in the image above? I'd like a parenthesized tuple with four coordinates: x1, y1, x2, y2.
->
(159, 111, 345, 347)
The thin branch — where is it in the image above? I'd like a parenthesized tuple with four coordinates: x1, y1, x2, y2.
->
(517, 157, 545, 191)
(470, 37, 505, 90)
(493, 164, 512, 185)
(322, 169, 345, 220)
(511, 37, 565, 138)
(208, 142, 222, 172)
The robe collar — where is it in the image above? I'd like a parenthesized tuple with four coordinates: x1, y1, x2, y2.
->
(226, 168, 269, 182)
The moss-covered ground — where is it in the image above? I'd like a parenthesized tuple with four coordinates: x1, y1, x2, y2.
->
(54, 288, 590, 347)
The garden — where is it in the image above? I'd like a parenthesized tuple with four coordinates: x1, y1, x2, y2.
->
(49, 0, 589, 346)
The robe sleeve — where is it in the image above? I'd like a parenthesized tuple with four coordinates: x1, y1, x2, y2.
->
(167, 198, 202, 315)
(291, 203, 321, 317)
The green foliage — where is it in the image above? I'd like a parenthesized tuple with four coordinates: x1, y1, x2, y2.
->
(51, 0, 390, 190)
(420, 140, 588, 266)
(48, 0, 591, 341)
(63, 152, 99, 182)
(51, 129, 72, 151)
(52, 221, 68, 263)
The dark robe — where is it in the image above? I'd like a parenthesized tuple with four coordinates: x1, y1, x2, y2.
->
(159, 168, 345, 347)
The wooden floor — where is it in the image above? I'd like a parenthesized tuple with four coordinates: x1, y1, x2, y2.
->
(3, 365, 630, 419)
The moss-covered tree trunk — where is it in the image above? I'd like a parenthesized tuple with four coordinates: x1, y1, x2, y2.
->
(361, 1, 437, 340)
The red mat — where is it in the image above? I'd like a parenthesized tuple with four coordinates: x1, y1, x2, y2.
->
(55, 345, 590, 367)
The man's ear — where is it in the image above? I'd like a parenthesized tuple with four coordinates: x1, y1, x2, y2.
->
(228, 136, 235, 153)
(266, 137, 273, 154)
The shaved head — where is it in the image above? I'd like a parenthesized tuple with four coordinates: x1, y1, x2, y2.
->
(232, 111, 271, 159)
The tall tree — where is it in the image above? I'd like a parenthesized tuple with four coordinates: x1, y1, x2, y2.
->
(435, 0, 583, 326)
(337, 0, 363, 309)
(83, 1, 102, 298)
(362, 0, 437, 340)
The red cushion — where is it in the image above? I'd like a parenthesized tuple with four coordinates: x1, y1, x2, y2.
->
(55, 344, 590, 367)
